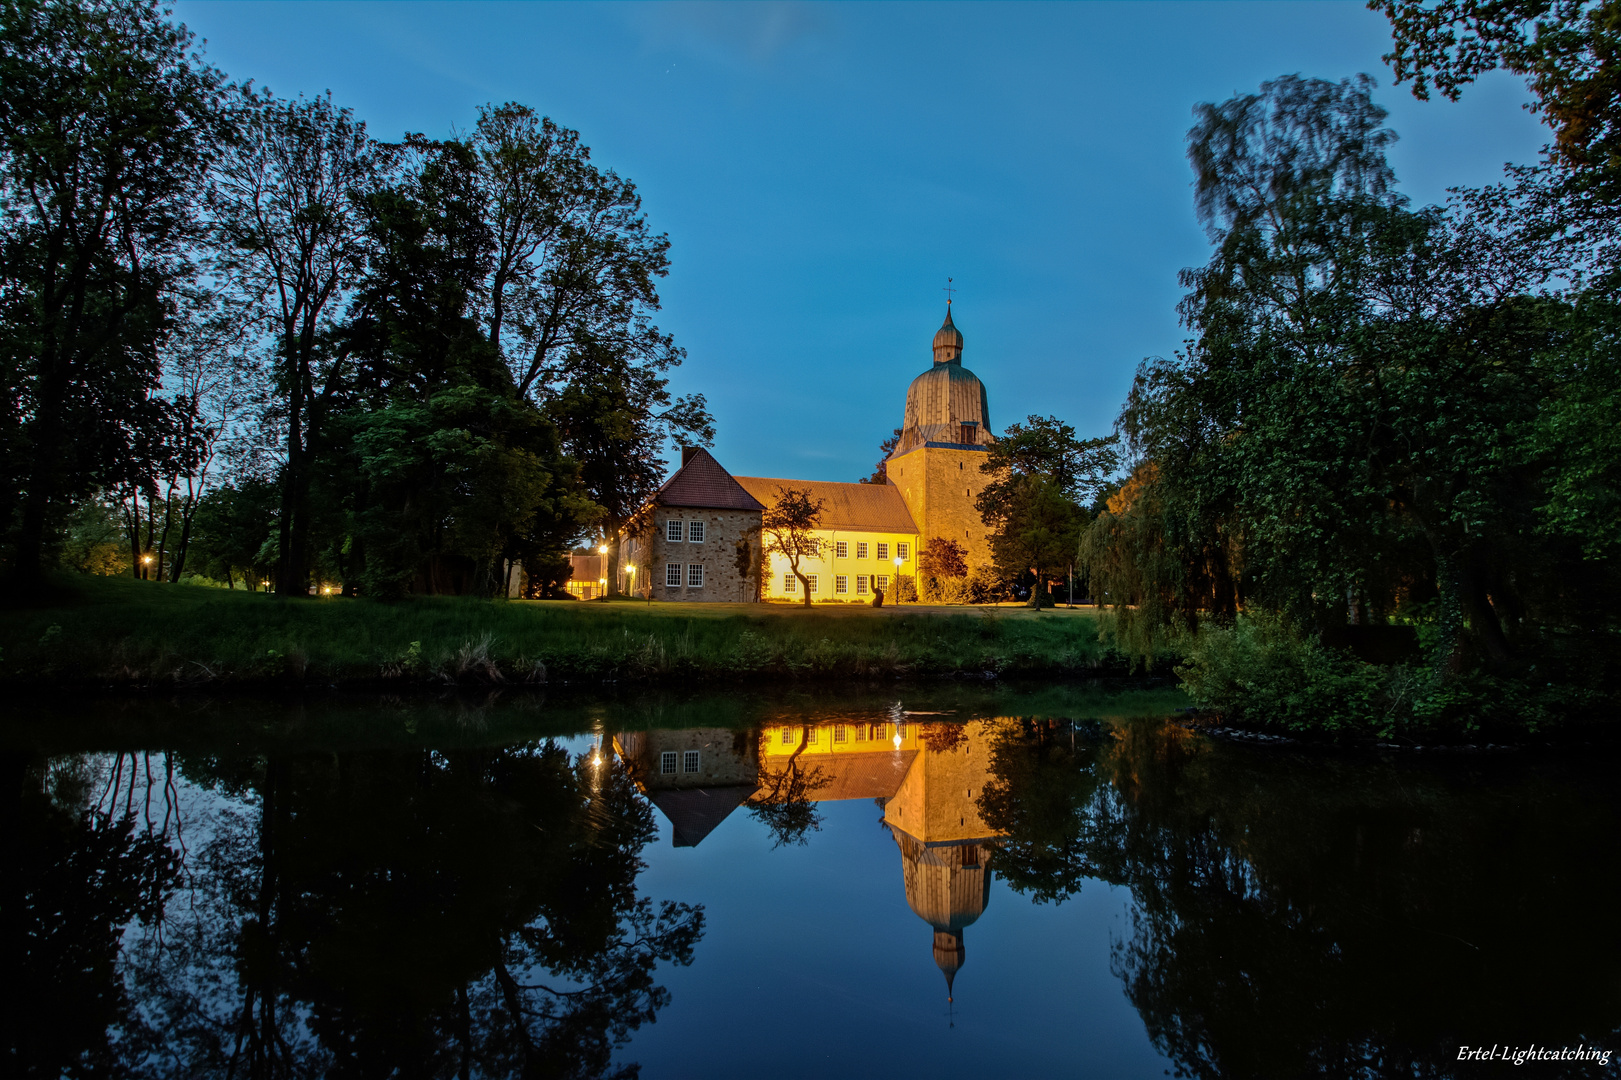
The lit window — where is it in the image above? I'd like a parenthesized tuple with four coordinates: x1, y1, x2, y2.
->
(856, 575, 869, 595)
(666, 520, 682, 542)
(897, 543, 909, 561)
(781, 726, 793, 744)
(835, 575, 848, 594)
(688, 520, 704, 543)
(835, 540, 848, 558)
(660, 751, 677, 774)
(895, 722, 906, 738)
(869, 724, 885, 741)
(806, 726, 818, 744)
(835, 724, 847, 743)
(878, 575, 890, 591)
(877, 543, 889, 560)
(856, 542, 869, 559)
(688, 564, 704, 587)
(783, 573, 798, 593)
(684, 750, 700, 773)
(854, 724, 867, 742)
(666, 563, 681, 587)
(806, 574, 819, 594)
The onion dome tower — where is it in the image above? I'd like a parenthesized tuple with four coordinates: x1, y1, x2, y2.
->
(894, 304, 992, 456)
(896, 833, 992, 1006)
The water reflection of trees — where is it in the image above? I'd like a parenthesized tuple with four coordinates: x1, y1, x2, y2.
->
(7, 743, 701, 1079)
(979, 719, 1621, 1079)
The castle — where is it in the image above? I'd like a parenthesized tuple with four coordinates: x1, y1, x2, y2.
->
(617, 303, 996, 602)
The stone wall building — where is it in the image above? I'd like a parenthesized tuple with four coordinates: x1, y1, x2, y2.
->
(620, 447, 764, 602)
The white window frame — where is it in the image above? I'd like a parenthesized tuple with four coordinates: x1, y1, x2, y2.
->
(835, 540, 848, 558)
(782, 572, 797, 593)
(687, 520, 704, 543)
(660, 751, 677, 775)
(683, 750, 700, 773)
(806, 574, 819, 594)
(806, 726, 819, 745)
(835, 724, 847, 743)
(781, 726, 793, 744)
(666, 520, 683, 542)
(666, 563, 682, 587)
(687, 564, 704, 587)
(878, 575, 890, 591)
(877, 542, 890, 561)
(835, 575, 848, 594)
(856, 575, 869, 595)
(897, 542, 909, 561)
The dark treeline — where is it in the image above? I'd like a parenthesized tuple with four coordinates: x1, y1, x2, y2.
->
(1, 0, 711, 598)
(1082, 11, 1621, 737)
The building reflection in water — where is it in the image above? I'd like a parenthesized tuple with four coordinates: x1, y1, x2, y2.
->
(614, 716, 1006, 1005)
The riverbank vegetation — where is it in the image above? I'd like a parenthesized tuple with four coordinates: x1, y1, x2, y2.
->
(1084, 41, 1621, 739)
(0, 574, 1117, 689)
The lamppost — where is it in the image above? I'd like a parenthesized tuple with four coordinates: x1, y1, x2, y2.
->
(598, 543, 609, 601)
(893, 554, 903, 605)
(626, 563, 639, 606)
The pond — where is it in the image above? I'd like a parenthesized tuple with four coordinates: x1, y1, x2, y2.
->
(6, 686, 1619, 1079)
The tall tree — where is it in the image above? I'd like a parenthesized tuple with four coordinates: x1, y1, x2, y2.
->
(212, 88, 381, 596)
(0, 0, 225, 589)
(546, 338, 710, 593)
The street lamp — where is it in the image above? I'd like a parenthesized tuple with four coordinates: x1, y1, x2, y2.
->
(598, 543, 610, 601)
(893, 554, 903, 604)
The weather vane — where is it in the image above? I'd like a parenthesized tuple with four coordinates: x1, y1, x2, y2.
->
(943, 277, 955, 306)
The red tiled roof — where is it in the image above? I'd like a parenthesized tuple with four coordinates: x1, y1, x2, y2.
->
(732, 477, 919, 534)
(764, 750, 918, 802)
(655, 448, 766, 511)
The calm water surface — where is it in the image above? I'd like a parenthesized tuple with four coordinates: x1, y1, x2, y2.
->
(6, 686, 1618, 1079)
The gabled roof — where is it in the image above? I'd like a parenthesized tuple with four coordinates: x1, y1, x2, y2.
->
(647, 785, 755, 847)
(732, 477, 919, 534)
(655, 447, 765, 511)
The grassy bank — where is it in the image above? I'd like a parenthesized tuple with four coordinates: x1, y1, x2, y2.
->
(1, 575, 1123, 690)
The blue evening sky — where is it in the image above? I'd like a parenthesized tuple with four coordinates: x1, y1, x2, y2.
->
(174, 1, 1549, 483)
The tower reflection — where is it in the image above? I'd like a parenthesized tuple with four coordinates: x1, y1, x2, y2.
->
(615, 716, 1008, 1004)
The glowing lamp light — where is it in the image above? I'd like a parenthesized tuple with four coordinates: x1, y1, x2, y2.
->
(598, 544, 608, 555)
(893, 731, 903, 749)
(142, 554, 153, 565)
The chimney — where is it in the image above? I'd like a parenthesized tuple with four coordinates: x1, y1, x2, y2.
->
(681, 445, 698, 467)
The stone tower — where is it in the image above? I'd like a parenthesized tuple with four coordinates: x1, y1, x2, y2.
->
(886, 305, 995, 567)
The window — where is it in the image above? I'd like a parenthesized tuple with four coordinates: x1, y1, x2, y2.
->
(687, 520, 704, 543)
(877, 542, 890, 561)
(869, 724, 885, 741)
(835, 575, 848, 594)
(666, 520, 683, 542)
(878, 575, 890, 591)
(688, 564, 704, 587)
(781, 726, 793, 744)
(895, 722, 907, 738)
(835, 540, 848, 558)
(660, 751, 677, 774)
(666, 563, 682, 587)
(683, 750, 700, 773)
(783, 573, 798, 593)
(856, 575, 869, 595)
(856, 542, 869, 559)
(806, 726, 819, 745)
(855, 724, 867, 742)
(897, 543, 909, 561)
(835, 724, 847, 743)
(806, 574, 819, 594)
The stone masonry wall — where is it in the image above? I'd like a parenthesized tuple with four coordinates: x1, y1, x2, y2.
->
(631, 506, 762, 602)
(888, 445, 995, 568)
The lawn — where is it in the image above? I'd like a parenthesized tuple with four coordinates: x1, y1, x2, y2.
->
(1, 575, 1120, 689)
